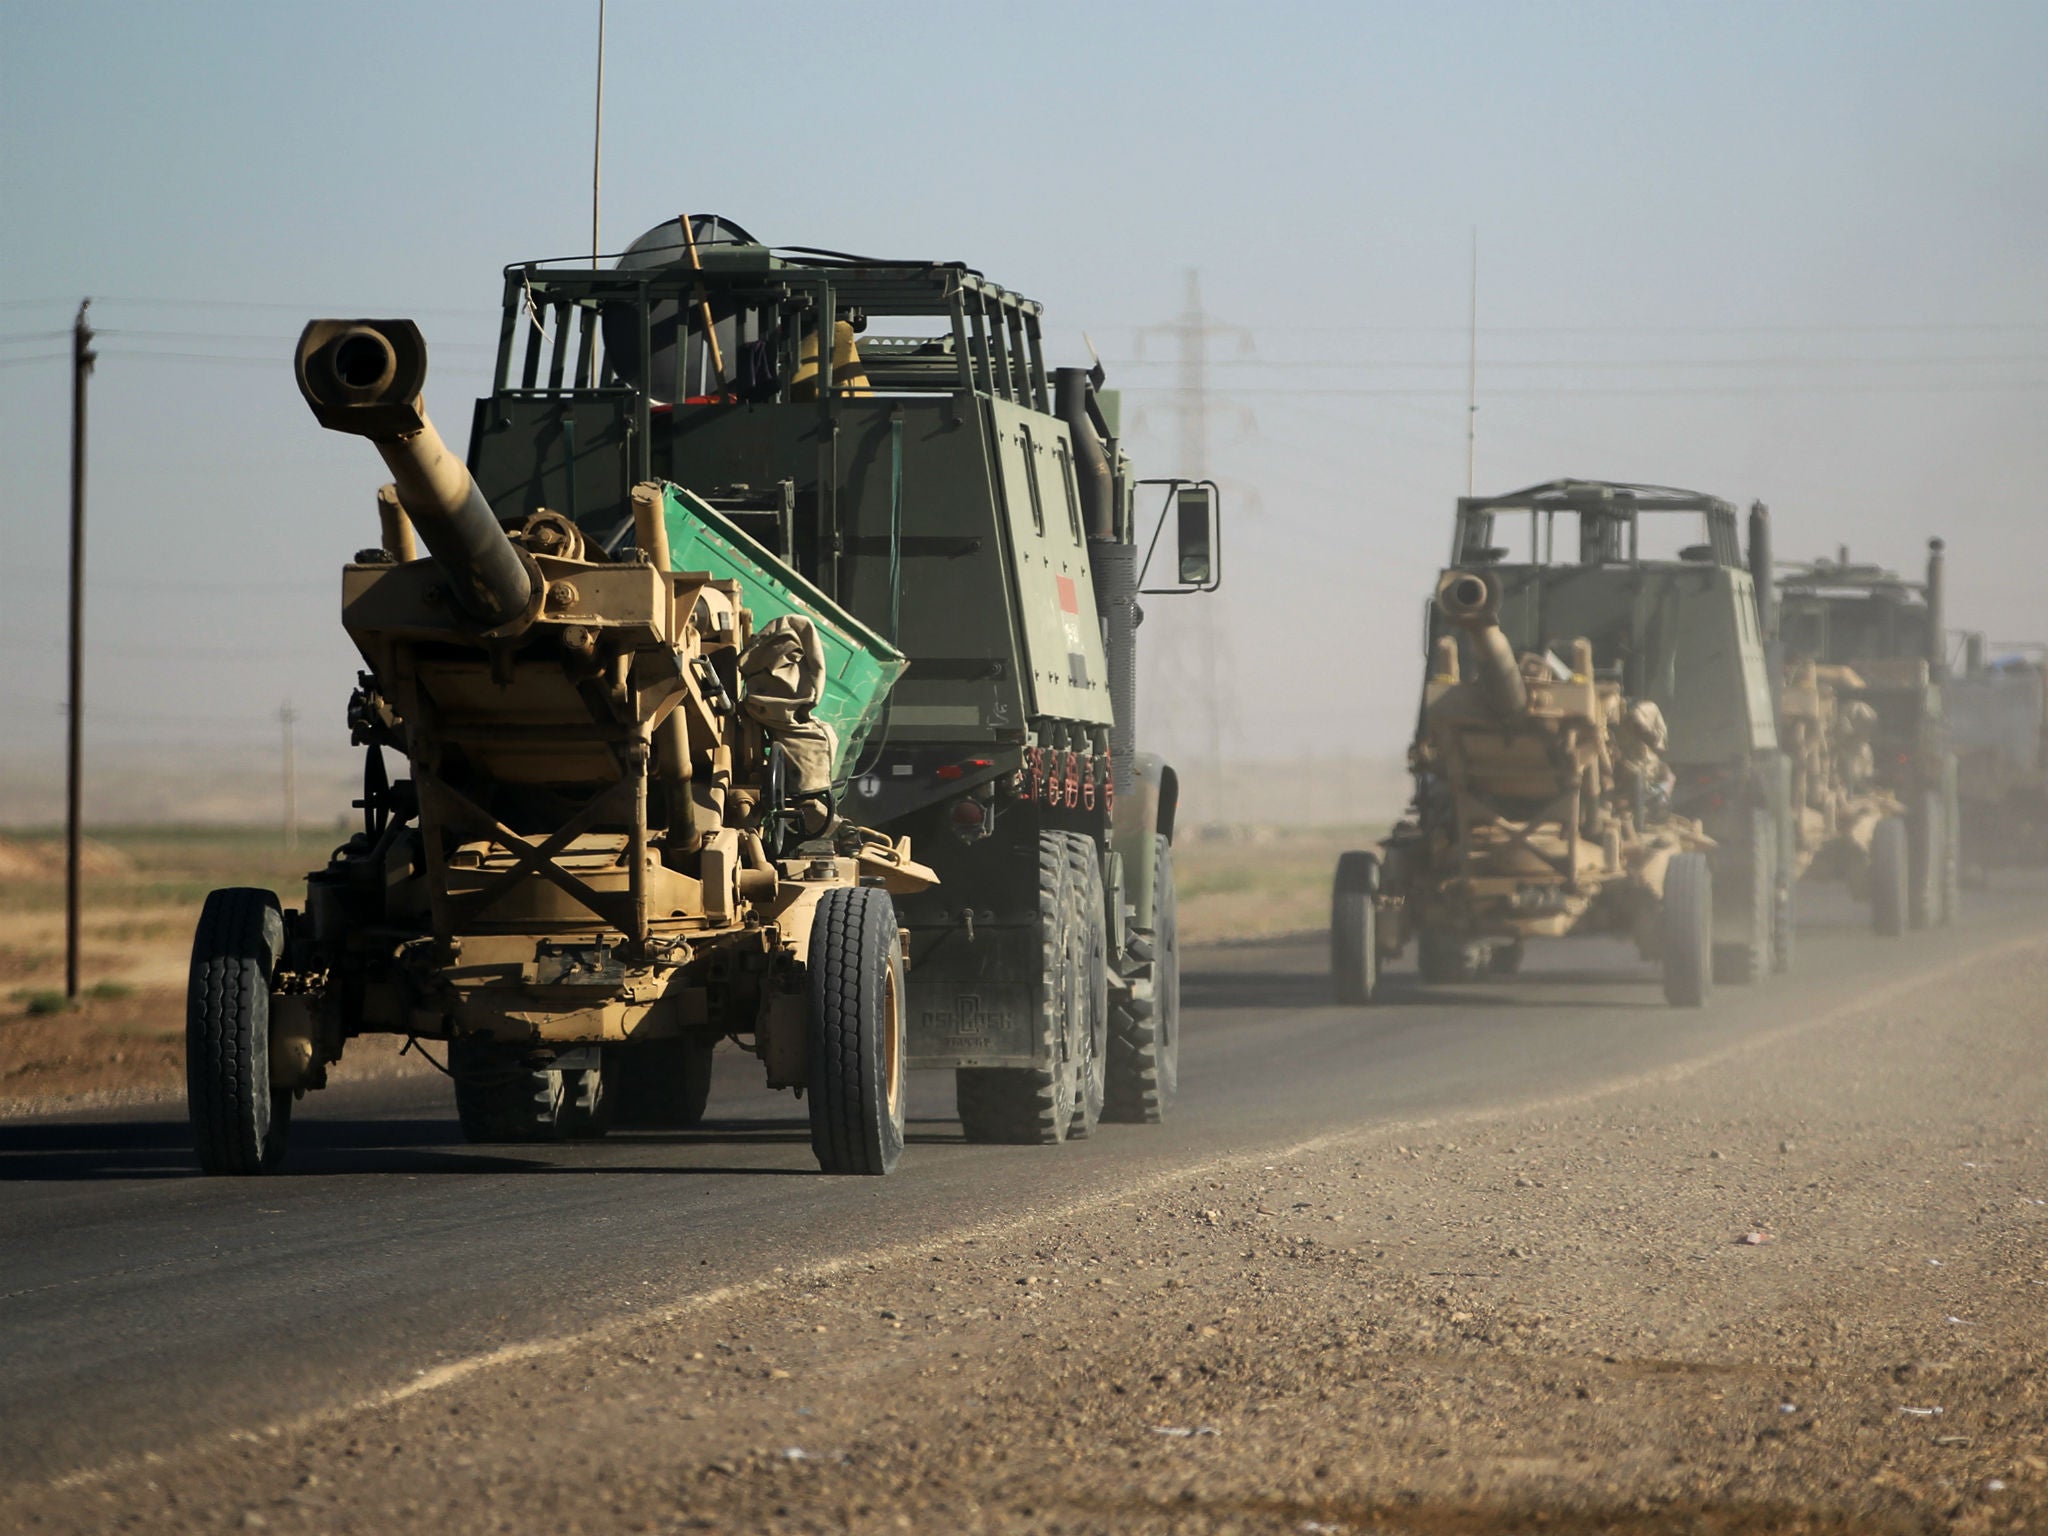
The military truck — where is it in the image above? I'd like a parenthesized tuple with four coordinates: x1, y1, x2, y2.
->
(1334, 480, 1793, 1006)
(422, 216, 1213, 1142)
(1776, 545, 1959, 929)
(1944, 635, 2048, 882)
(187, 319, 936, 1177)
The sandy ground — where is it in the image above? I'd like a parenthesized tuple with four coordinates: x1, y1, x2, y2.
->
(9, 929, 2044, 1533)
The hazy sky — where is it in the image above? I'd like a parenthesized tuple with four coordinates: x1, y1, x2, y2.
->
(4, 0, 2045, 821)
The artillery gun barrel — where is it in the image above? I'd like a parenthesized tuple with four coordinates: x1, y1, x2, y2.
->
(1436, 569, 1528, 716)
(296, 319, 535, 630)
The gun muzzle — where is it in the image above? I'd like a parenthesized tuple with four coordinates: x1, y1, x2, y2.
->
(297, 320, 536, 631)
(1435, 569, 1527, 716)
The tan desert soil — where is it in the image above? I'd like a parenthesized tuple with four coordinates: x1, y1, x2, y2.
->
(11, 936, 2046, 1533)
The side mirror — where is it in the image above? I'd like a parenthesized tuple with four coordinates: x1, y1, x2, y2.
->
(1138, 477, 1222, 594)
(1176, 485, 1215, 585)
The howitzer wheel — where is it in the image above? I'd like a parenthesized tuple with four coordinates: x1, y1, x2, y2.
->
(186, 888, 292, 1176)
(806, 886, 907, 1176)
(1329, 851, 1380, 1005)
(1061, 834, 1109, 1139)
(1661, 852, 1714, 1008)
(1870, 817, 1909, 937)
(1104, 834, 1180, 1124)
(957, 833, 1083, 1143)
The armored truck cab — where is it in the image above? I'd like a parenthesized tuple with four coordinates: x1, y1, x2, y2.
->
(459, 216, 1216, 1140)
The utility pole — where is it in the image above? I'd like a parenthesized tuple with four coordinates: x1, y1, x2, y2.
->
(65, 300, 94, 1002)
(1465, 228, 1479, 497)
(279, 703, 299, 853)
(1135, 271, 1251, 819)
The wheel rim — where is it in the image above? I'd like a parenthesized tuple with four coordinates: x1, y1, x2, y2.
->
(882, 959, 903, 1118)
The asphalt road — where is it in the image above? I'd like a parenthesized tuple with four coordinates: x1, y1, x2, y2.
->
(4, 874, 2043, 1491)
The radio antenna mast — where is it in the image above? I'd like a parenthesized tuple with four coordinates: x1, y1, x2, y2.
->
(590, 0, 606, 268)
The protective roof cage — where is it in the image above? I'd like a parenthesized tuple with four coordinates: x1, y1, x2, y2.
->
(1453, 479, 1743, 569)
(492, 242, 1054, 412)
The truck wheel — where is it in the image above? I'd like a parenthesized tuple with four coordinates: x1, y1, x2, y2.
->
(1941, 792, 1963, 926)
(1104, 833, 1179, 1124)
(957, 832, 1080, 1144)
(451, 1040, 581, 1143)
(1712, 810, 1773, 985)
(1770, 881, 1795, 975)
(1871, 817, 1908, 936)
(1661, 852, 1713, 1008)
(1907, 792, 1944, 931)
(1485, 940, 1525, 977)
(1329, 851, 1380, 1005)
(1417, 927, 1477, 984)
(186, 887, 292, 1176)
(605, 1040, 715, 1129)
(1061, 834, 1108, 1139)
(806, 885, 907, 1176)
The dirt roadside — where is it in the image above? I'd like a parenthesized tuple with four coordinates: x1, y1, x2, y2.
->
(12, 940, 2045, 1532)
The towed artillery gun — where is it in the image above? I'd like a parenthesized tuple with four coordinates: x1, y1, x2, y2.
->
(1941, 634, 2047, 883)
(454, 216, 1219, 1145)
(185, 318, 934, 1176)
(1776, 544, 1959, 931)
(1333, 481, 1793, 1007)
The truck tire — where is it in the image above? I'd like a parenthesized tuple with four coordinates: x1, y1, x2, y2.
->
(186, 887, 292, 1176)
(1770, 881, 1795, 975)
(1485, 941, 1525, 977)
(806, 885, 906, 1176)
(1061, 834, 1109, 1139)
(1417, 927, 1478, 984)
(1104, 833, 1179, 1125)
(1329, 851, 1380, 1005)
(957, 832, 1081, 1144)
(451, 1040, 592, 1143)
(606, 1039, 715, 1129)
(1712, 810, 1773, 985)
(1870, 817, 1908, 937)
(1940, 784, 1962, 926)
(1907, 791, 1944, 931)
(1661, 852, 1713, 1008)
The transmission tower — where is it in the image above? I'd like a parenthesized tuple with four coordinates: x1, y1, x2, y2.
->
(1133, 270, 1252, 822)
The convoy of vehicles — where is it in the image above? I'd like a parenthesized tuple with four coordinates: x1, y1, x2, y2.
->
(176, 214, 1991, 1172)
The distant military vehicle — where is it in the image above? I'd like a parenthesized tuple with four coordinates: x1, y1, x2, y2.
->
(1945, 635, 2048, 882)
(187, 319, 935, 1177)
(326, 215, 1216, 1148)
(1333, 480, 1792, 1007)
(1776, 545, 1959, 930)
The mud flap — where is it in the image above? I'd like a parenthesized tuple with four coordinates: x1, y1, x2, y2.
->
(904, 924, 1043, 1068)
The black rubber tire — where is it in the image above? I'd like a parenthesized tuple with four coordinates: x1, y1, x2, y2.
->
(1330, 851, 1380, 1005)
(1871, 817, 1909, 937)
(451, 1039, 593, 1143)
(1940, 779, 1963, 926)
(186, 887, 292, 1176)
(1484, 940, 1525, 977)
(956, 832, 1080, 1144)
(1104, 833, 1179, 1125)
(1061, 834, 1109, 1139)
(605, 1039, 715, 1129)
(1770, 881, 1795, 976)
(1907, 790, 1944, 932)
(1712, 809, 1774, 985)
(1417, 927, 1477, 985)
(806, 885, 907, 1176)
(1661, 852, 1714, 1008)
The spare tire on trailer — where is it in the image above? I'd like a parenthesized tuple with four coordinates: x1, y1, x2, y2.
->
(1329, 851, 1380, 1006)
(1661, 852, 1713, 1008)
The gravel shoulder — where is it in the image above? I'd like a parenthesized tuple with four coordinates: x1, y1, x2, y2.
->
(10, 932, 2045, 1534)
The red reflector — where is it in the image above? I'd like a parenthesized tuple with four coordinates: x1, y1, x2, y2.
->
(1707, 793, 1725, 810)
(950, 800, 986, 829)
(965, 758, 993, 768)
(935, 765, 964, 781)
